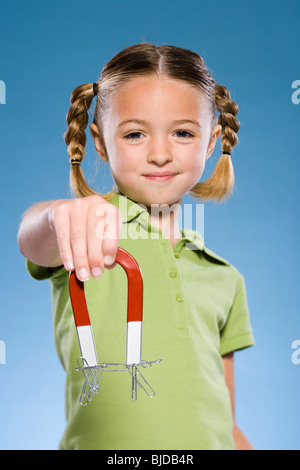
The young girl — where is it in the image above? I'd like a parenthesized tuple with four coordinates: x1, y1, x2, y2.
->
(18, 43, 255, 450)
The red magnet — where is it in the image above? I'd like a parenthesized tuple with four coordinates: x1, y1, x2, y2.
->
(69, 247, 161, 405)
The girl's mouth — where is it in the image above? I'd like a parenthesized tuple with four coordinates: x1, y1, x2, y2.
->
(142, 172, 178, 182)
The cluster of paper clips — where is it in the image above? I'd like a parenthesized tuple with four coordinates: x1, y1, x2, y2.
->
(69, 247, 162, 406)
(76, 358, 162, 406)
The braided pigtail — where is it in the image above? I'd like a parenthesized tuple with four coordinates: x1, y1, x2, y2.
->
(64, 82, 115, 200)
(189, 84, 240, 202)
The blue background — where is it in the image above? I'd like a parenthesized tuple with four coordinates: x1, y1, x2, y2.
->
(0, 0, 299, 450)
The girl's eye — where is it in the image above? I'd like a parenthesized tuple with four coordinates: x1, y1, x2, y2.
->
(123, 130, 194, 141)
(124, 132, 143, 140)
(175, 130, 194, 139)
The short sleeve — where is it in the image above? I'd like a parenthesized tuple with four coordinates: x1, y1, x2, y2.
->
(26, 259, 66, 280)
(219, 274, 255, 356)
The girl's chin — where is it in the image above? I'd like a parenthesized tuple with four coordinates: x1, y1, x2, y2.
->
(135, 197, 184, 209)
(115, 186, 185, 208)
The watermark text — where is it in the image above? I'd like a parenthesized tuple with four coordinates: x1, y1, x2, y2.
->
(107, 453, 194, 467)
(95, 198, 204, 249)
(291, 80, 300, 104)
(291, 340, 300, 365)
(0, 80, 6, 104)
(0, 340, 6, 364)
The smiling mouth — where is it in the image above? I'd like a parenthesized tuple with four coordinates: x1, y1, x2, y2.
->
(142, 172, 178, 181)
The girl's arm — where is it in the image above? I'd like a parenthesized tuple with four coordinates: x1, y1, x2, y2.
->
(18, 200, 65, 268)
(17, 195, 122, 282)
(222, 352, 254, 450)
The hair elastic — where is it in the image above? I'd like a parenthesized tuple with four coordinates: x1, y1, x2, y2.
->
(222, 151, 231, 156)
(93, 82, 98, 96)
(70, 159, 81, 166)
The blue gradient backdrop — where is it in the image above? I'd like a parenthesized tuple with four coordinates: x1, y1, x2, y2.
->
(0, 0, 299, 450)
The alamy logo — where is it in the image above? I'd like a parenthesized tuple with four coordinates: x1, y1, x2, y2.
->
(291, 80, 300, 105)
(0, 340, 6, 364)
(95, 198, 205, 249)
(0, 80, 6, 104)
(291, 340, 300, 365)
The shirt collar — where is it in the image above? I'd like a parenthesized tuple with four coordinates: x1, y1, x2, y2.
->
(179, 230, 230, 265)
(109, 192, 229, 266)
(180, 229, 205, 251)
(110, 192, 147, 223)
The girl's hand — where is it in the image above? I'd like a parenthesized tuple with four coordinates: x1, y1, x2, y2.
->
(48, 195, 123, 281)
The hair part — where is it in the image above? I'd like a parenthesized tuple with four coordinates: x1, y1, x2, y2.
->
(64, 43, 240, 202)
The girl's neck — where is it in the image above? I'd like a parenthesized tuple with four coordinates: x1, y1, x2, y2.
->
(117, 191, 183, 246)
(145, 199, 182, 247)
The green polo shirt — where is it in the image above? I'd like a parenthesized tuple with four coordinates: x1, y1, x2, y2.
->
(26, 193, 255, 450)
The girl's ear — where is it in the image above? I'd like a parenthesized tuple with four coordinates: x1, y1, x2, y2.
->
(90, 123, 108, 162)
(205, 124, 222, 161)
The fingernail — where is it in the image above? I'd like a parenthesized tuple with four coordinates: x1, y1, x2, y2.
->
(104, 255, 114, 265)
(91, 267, 103, 278)
(65, 259, 74, 271)
(78, 268, 89, 281)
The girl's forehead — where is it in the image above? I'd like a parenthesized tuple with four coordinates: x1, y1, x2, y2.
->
(114, 74, 205, 98)
(107, 74, 211, 120)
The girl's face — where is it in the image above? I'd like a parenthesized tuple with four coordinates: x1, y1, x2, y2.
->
(90, 75, 221, 207)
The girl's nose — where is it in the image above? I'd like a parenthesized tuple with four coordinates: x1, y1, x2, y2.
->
(146, 136, 173, 165)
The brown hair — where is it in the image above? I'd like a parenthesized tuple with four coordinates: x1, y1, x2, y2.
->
(64, 43, 240, 202)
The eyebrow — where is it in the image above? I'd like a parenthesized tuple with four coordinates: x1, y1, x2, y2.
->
(173, 119, 202, 128)
(118, 119, 202, 129)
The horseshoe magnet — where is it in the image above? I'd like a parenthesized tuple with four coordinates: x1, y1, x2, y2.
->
(69, 247, 161, 405)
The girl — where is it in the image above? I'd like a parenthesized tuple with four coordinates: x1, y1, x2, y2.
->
(18, 43, 255, 450)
